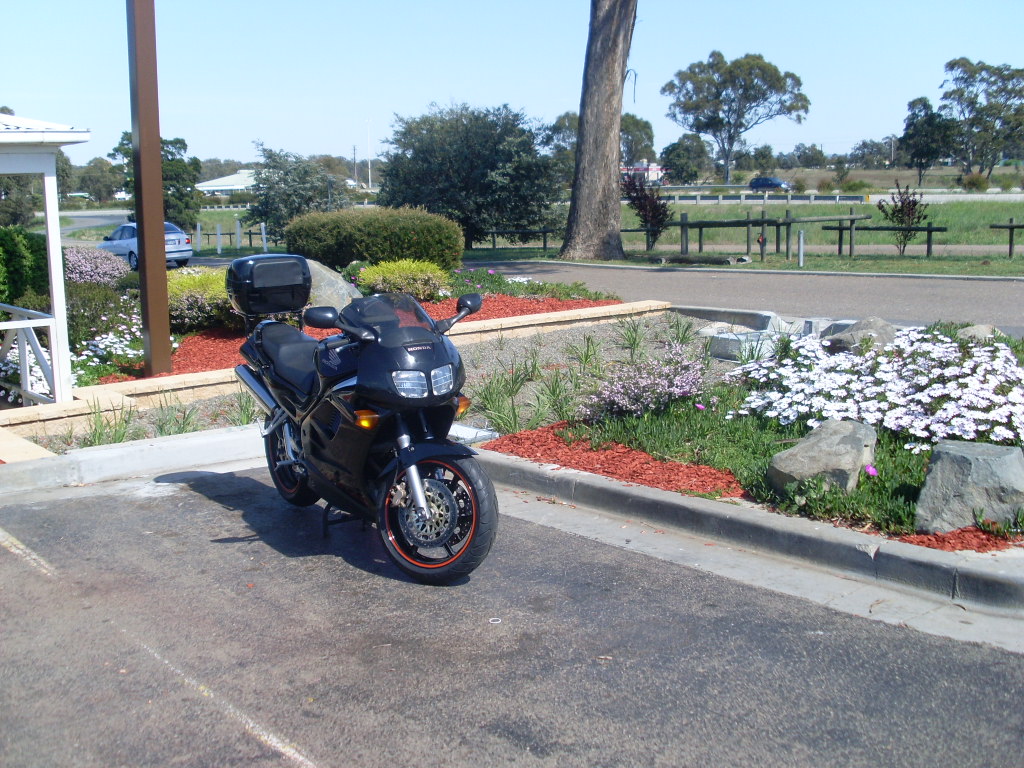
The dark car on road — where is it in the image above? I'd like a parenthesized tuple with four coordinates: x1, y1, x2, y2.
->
(749, 176, 791, 192)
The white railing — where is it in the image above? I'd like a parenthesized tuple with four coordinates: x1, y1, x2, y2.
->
(0, 303, 58, 406)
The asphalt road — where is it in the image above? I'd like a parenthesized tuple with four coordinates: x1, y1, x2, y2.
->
(483, 261, 1024, 339)
(2, 466, 1023, 767)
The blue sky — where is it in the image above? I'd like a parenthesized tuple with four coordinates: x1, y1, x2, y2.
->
(6, 0, 1024, 167)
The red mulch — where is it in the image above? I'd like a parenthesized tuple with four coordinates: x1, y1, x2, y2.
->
(91, 292, 1022, 553)
(897, 527, 1023, 553)
(483, 422, 746, 499)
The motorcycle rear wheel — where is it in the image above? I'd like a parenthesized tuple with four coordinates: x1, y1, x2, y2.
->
(264, 416, 320, 507)
(379, 456, 497, 585)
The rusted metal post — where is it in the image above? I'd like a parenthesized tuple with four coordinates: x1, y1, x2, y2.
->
(127, 0, 172, 375)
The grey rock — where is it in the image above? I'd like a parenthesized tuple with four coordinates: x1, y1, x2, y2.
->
(956, 324, 999, 343)
(915, 440, 1024, 533)
(307, 259, 362, 310)
(768, 419, 877, 495)
(821, 316, 896, 354)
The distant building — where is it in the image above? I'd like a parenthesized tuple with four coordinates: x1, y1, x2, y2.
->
(620, 160, 665, 185)
(197, 169, 256, 196)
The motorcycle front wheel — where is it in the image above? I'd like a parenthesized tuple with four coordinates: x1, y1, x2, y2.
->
(264, 415, 320, 507)
(379, 456, 498, 585)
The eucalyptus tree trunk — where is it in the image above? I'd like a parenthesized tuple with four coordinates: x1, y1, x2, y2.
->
(560, 0, 637, 261)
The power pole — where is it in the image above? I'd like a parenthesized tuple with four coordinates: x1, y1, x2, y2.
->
(126, 0, 172, 375)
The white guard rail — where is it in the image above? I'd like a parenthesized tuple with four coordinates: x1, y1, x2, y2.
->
(0, 303, 59, 405)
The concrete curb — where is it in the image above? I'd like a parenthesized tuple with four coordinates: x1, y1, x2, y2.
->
(3, 424, 1021, 611)
(474, 450, 1024, 612)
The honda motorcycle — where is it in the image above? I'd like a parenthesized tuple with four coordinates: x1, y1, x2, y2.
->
(227, 254, 497, 585)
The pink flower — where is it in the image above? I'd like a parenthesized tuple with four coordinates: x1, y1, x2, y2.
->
(695, 403, 706, 410)
(864, 464, 878, 477)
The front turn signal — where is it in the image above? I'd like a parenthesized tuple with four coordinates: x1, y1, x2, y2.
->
(354, 409, 380, 430)
(453, 395, 471, 420)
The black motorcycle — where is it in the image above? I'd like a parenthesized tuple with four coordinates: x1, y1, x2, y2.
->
(226, 254, 497, 584)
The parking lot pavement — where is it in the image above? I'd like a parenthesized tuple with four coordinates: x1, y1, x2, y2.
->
(3, 466, 1024, 767)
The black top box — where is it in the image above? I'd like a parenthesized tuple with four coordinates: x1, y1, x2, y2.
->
(226, 254, 312, 316)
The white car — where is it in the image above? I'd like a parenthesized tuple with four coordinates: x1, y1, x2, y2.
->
(97, 221, 192, 270)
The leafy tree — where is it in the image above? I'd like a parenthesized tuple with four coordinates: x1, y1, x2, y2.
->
(108, 132, 203, 228)
(831, 157, 850, 187)
(78, 157, 123, 203)
(849, 139, 892, 169)
(621, 174, 673, 249)
(620, 113, 655, 167)
(378, 103, 558, 249)
(198, 158, 247, 182)
(560, 0, 638, 261)
(542, 111, 579, 186)
(661, 51, 809, 183)
(940, 58, 1024, 177)
(901, 97, 957, 185)
(877, 182, 928, 256)
(0, 175, 34, 227)
(245, 143, 340, 240)
(659, 134, 711, 184)
(792, 142, 827, 168)
(752, 144, 775, 176)
(55, 150, 73, 198)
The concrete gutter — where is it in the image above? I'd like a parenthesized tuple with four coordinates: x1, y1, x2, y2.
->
(1, 423, 1021, 612)
(478, 452, 1024, 613)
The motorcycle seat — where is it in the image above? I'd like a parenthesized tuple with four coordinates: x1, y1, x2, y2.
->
(259, 322, 318, 394)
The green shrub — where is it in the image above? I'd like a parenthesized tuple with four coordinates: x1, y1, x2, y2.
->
(0, 226, 47, 304)
(356, 259, 450, 300)
(840, 179, 872, 193)
(16, 282, 133, 349)
(167, 267, 241, 333)
(962, 172, 989, 192)
(791, 178, 808, 194)
(286, 207, 463, 272)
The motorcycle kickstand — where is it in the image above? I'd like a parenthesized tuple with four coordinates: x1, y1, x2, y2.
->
(321, 504, 364, 538)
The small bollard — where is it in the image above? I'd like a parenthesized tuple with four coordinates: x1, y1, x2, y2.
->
(798, 230, 805, 267)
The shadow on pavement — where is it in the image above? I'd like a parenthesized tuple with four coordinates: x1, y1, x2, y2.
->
(154, 468, 415, 584)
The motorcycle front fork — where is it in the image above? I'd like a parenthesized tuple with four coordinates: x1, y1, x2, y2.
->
(395, 414, 431, 517)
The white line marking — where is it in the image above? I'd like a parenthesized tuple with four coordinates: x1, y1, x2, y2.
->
(0, 526, 57, 578)
(128, 632, 320, 768)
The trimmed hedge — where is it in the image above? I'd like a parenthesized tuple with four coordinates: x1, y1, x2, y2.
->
(285, 207, 463, 272)
(355, 259, 450, 301)
(166, 267, 242, 333)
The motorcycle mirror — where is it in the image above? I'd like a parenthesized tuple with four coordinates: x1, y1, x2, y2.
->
(456, 293, 483, 316)
(303, 306, 340, 329)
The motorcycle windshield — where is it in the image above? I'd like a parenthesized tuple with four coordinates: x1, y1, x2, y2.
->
(341, 293, 438, 346)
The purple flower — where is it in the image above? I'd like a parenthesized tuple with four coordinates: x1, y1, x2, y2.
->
(488, 269, 496, 274)
(864, 464, 878, 477)
(695, 403, 706, 410)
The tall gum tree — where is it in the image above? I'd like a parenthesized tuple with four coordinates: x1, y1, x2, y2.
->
(560, 0, 637, 262)
(661, 51, 809, 184)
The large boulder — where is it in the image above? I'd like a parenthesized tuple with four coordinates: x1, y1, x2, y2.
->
(915, 440, 1024, 533)
(307, 259, 362, 310)
(768, 419, 877, 495)
(821, 316, 896, 354)
(956, 324, 999, 343)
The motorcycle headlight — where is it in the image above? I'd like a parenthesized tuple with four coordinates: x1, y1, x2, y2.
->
(431, 364, 454, 396)
(392, 370, 428, 398)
